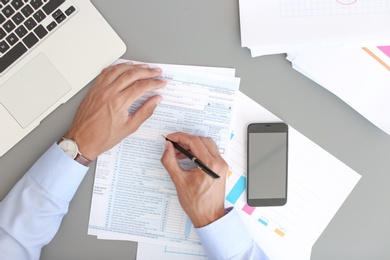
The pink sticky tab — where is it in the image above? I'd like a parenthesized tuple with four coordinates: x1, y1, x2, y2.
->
(242, 204, 255, 215)
(377, 46, 390, 58)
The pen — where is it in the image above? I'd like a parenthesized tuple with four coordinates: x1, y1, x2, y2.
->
(162, 135, 220, 179)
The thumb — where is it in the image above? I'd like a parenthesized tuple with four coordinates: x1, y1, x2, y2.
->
(161, 141, 184, 182)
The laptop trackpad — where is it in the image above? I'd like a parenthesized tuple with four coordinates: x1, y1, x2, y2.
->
(0, 54, 71, 128)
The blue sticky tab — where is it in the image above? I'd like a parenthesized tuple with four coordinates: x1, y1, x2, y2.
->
(226, 175, 246, 204)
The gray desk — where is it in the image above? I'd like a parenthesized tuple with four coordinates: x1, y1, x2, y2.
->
(1, 0, 389, 259)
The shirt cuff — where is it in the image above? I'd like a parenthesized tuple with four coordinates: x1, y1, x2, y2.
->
(28, 142, 89, 202)
(195, 207, 255, 259)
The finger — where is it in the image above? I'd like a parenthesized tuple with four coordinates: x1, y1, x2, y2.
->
(161, 142, 185, 183)
(167, 133, 210, 160)
(122, 78, 167, 106)
(113, 66, 164, 93)
(94, 63, 135, 90)
(125, 95, 162, 134)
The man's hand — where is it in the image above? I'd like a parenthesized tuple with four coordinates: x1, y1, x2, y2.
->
(65, 63, 167, 161)
(161, 132, 228, 228)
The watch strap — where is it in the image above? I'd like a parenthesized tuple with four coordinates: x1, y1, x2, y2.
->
(57, 137, 93, 167)
(74, 153, 93, 167)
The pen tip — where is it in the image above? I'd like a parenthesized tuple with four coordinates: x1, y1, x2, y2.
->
(161, 134, 167, 140)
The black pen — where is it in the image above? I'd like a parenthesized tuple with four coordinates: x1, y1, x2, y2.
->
(162, 135, 220, 179)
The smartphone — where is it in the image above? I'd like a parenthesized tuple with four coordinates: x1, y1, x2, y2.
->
(247, 123, 288, 207)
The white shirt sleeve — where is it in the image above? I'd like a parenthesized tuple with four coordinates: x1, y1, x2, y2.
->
(195, 208, 269, 260)
(0, 143, 267, 260)
(0, 143, 89, 260)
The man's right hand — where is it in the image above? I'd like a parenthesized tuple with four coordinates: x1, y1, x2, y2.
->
(161, 132, 229, 228)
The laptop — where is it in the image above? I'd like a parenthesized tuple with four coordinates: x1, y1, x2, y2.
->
(0, 0, 126, 156)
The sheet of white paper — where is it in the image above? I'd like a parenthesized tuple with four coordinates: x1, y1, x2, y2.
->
(223, 91, 361, 260)
(136, 91, 358, 260)
(289, 46, 390, 135)
(115, 59, 236, 77)
(136, 243, 207, 260)
(240, 0, 390, 55)
(88, 63, 240, 249)
(249, 44, 308, 57)
(136, 242, 312, 260)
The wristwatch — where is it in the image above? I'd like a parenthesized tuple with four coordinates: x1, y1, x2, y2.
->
(57, 137, 93, 167)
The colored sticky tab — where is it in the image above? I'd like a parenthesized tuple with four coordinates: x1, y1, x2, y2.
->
(258, 218, 268, 227)
(378, 46, 390, 58)
(227, 169, 233, 178)
(242, 204, 255, 215)
(226, 175, 246, 204)
(363, 47, 390, 71)
(275, 228, 285, 237)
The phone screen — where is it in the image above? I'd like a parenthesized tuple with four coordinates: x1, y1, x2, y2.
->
(247, 123, 288, 206)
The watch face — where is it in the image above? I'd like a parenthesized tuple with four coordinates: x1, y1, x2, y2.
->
(59, 139, 78, 159)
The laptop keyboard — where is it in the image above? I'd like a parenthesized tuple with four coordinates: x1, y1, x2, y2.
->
(0, 0, 76, 74)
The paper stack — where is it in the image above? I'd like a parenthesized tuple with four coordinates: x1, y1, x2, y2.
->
(239, 0, 390, 134)
(239, 0, 390, 57)
(87, 61, 361, 259)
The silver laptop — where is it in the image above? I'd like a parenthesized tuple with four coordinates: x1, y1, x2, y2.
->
(0, 0, 126, 156)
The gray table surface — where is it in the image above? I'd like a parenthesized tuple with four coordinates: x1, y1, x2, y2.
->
(1, 0, 389, 259)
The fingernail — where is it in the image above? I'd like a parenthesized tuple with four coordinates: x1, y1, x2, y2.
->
(139, 64, 149, 68)
(154, 68, 162, 73)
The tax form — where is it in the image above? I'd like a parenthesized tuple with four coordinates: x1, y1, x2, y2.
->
(87, 62, 240, 248)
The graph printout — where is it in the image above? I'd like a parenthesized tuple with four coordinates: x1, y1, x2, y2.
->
(280, 0, 389, 17)
(240, 0, 390, 55)
(223, 92, 361, 260)
(88, 65, 240, 248)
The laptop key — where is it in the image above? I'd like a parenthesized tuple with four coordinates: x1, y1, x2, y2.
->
(0, 0, 10, 5)
(15, 24, 27, 38)
(0, 41, 27, 73)
(0, 40, 10, 53)
(3, 20, 15, 33)
(21, 4, 34, 18)
(22, 31, 38, 48)
(56, 13, 65, 23)
(34, 24, 47, 39)
(65, 6, 75, 16)
(24, 17, 37, 30)
(2, 5, 15, 18)
(11, 0, 23, 10)
(33, 9, 45, 23)
(46, 21, 56, 31)
(6, 32, 17, 46)
(52, 9, 62, 19)
(30, 0, 43, 10)
(43, 0, 65, 15)
(11, 12, 24, 25)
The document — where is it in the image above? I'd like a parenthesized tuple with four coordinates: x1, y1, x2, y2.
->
(88, 62, 240, 249)
(136, 243, 312, 260)
(137, 91, 360, 260)
(288, 46, 390, 135)
(223, 92, 361, 259)
(240, 0, 390, 56)
(88, 61, 360, 260)
(137, 243, 207, 260)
